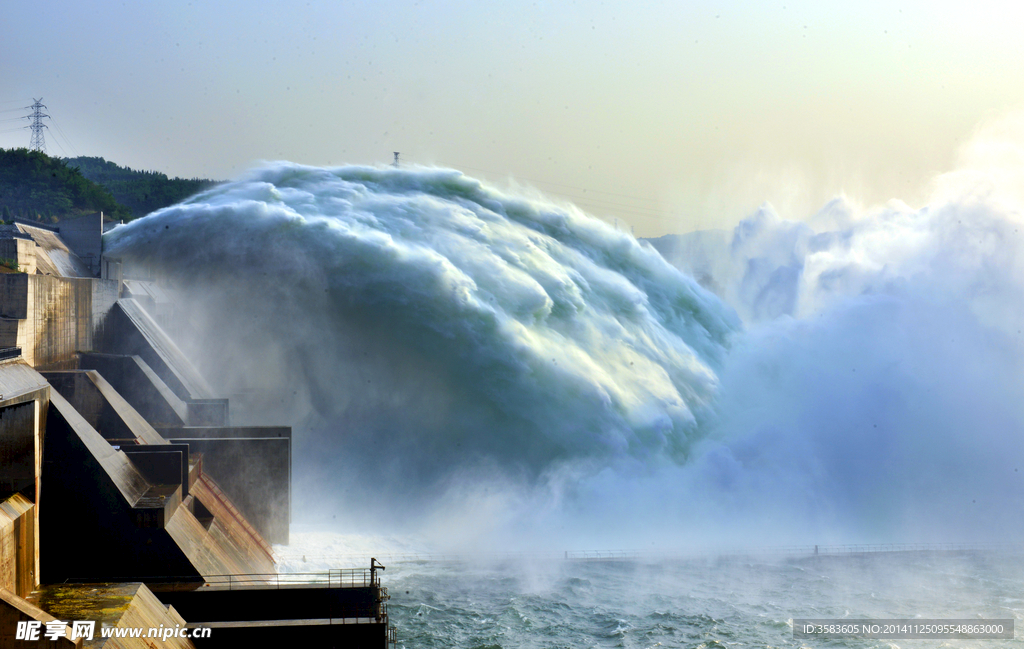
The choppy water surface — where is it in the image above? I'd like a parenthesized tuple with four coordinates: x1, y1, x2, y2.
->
(277, 541, 1024, 648)
(388, 553, 1024, 648)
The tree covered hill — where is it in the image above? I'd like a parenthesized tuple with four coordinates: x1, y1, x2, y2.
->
(0, 148, 130, 223)
(65, 156, 218, 221)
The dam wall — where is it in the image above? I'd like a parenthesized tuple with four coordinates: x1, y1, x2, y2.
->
(98, 300, 217, 405)
(158, 427, 290, 544)
(38, 389, 193, 584)
(12, 221, 94, 279)
(0, 361, 51, 600)
(42, 370, 168, 446)
(55, 212, 103, 277)
(0, 494, 36, 599)
(0, 274, 119, 369)
(0, 217, 394, 645)
(0, 236, 38, 275)
(40, 389, 277, 583)
(78, 353, 188, 428)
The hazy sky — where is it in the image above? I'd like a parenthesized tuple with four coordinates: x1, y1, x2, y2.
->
(3, 0, 1024, 236)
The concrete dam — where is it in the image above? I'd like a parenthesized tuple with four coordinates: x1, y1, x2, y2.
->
(0, 213, 394, 648)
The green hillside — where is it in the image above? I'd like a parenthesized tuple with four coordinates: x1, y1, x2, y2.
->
(0, 148, 130, 223)
(66, 156, 217, 221)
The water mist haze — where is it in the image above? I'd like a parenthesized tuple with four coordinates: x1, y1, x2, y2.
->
(104, 117, 1024, 550)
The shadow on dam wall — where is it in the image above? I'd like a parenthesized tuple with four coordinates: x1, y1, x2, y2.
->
(158, 427, 291, 545)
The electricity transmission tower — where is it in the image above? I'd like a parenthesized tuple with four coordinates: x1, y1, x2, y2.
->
(27, 99, 49, 153)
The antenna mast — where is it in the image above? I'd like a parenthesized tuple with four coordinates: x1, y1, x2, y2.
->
(27, 98, 49, 153)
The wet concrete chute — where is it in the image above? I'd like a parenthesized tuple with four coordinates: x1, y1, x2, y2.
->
(0, 213, 394, 647)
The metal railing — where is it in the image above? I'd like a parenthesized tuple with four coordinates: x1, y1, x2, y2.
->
(66, 562, 386, 591)
(202, 569, 375, 590)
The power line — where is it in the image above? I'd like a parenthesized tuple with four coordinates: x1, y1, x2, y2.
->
(48, 114, 80, 157)
(47, 130, 68, 156)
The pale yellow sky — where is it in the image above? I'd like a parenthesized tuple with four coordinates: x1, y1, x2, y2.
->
(2, 0, 1023, 236)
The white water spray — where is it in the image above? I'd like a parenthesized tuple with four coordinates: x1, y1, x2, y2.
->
(106, 117, 1024, 548)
